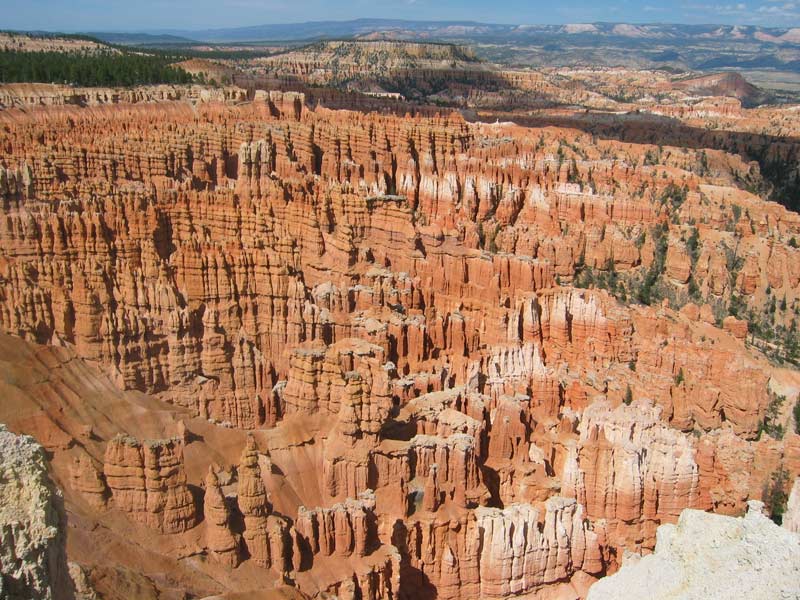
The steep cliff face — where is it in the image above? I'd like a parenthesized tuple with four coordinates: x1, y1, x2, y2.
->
(0, 88, 798, 600)
(0, 425, 73, 600)
(562, 400, 702, 549)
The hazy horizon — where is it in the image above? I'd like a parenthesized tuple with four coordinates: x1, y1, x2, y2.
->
(2, 1, 800, 34)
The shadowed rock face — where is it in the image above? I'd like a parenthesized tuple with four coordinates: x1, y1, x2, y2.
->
(0, 85, 798, 600)
(0, 425, 74, 600)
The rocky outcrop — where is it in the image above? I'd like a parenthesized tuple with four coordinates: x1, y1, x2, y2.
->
(68, 454, 108, 510)
(0, 424, 74, 600)
(237, 436, 291, 572)
(563, 400, 701, 549)
(587, 501, 800, 600)
(399, 497, 604, 599)
(295, 490, 378, 559)
(0, 82, 248, 108)
(203, 466, 242, 567)
(474, 499, 604, 598)
(103, 435, 197, 533)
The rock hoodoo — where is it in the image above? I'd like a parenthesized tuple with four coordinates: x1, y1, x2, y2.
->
(0, 66, 799, 599)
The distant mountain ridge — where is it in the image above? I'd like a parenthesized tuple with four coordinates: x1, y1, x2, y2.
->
(131, 19, 800, 44)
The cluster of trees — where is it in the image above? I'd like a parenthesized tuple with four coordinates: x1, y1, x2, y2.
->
(759, 392, 788, 440)
(0, 49, 197, 86)
(574, 223, 670, 306)
(752, 395, 800, 525)
(747, 145, 800, 214)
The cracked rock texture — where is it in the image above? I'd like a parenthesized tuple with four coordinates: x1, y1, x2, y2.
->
(0, 424, 73, 600)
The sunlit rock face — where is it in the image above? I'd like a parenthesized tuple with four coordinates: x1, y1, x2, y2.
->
(0, 81, 798, 600)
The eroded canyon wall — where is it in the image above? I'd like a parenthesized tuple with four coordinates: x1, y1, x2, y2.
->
(0, 90, 798, 599)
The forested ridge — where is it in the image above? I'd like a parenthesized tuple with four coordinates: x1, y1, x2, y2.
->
(0, 48, 197, 86)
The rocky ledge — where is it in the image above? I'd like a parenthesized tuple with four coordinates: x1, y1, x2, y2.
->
(587, 500, 800, 600)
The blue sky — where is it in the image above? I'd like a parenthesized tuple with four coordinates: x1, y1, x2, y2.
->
(2, 0, 799, 32)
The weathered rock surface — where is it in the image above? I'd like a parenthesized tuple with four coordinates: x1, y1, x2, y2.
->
(295, 491, 378, 559)
(587, 501, 800, 600)
(563, 400, 702, 549)
(474, 498, 604, 598)
(103, 435, 197, 533)
(0, 424, 73, 600)
(0, 79, 798, 600)
(203, 466, 242, 567)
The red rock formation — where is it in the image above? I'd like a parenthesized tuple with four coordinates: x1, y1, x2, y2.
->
(69, 453, 109, 509)
(237, 435, 288, 571)
(1, 84, 798, 600)
(422, 464, 442, 512)
(399, 497, 604, 599)
(562, 400, 701, 550)
(295, 490, 377, 559)
(204, 466, 242, 567)
(103, 435, 197, 533)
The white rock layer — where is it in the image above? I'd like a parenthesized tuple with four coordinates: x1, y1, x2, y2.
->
(0, 424, 73, 600)
(587, 500, 800, 600)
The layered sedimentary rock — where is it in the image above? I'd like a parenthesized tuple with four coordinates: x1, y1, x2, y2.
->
(203, 466, 242, 567)
(474, 499, 604, 598)
(0, 82, 248, 108)
(69, 454, 109, 510)
(237, 435, 292, 572)
(587, 501, 800, 600)
(563, 400, 702, 549)
(103, 435, 197, 533)
(295, 490, 377, 559)
(397, 497, 604, 599)
(0, 424, 73, 600)
(0, 82, 799, 600)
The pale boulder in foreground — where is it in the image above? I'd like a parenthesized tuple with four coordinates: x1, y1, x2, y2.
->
(0, 424, 73, 600)
(587, 500, 800, 600)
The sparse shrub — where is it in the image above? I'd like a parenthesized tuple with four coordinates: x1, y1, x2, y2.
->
(794, 397, 800, 435)
(686, 227, 700, 265)
(764, 466, 789, 525)
(759, 393, 786, 440)
(623, 385, 633, 406)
